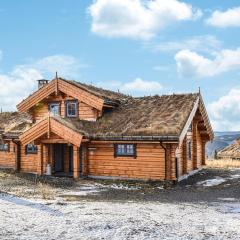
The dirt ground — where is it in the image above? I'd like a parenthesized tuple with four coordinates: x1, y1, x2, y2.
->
(0, 168, 240, 239)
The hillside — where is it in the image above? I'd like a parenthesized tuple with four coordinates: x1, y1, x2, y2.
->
(206, 132, 240, 158)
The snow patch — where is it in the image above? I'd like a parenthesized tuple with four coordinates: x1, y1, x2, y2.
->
(61, 184, 103, 196)
(229, 174, 240, 179)
(217, 203, 240, 214)
(218, 198, 236, 202)
(108, 184, 140, 190)
(0, 193, 63, 216)
(197, 177, 226, 187)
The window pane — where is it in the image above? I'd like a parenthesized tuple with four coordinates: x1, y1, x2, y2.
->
(26, 144, 37, 154)
(67, 102, 77, 117)
(188, 141, 191, 160)
(126, 145, 134, 154)
(117, 145, 125, 154)
(49, 104, 60, 115)
(0, 144, 8, 151)
(116, 144, 135, 156)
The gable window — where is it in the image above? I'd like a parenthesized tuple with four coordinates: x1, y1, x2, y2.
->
(66, 101, 77, 117)
(114, 144, 136, 158)
(49, 103, 60, 115)
(0, 143, 9, 152)
(188, 123, 192, 132)
(25, 144, 38, 154)
(187, 141, 192, 160)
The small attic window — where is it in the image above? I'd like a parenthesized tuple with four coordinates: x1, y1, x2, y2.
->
(66, 101, 78, 117)
(188, 123, 192, 132)
(49, 103, 60, 115)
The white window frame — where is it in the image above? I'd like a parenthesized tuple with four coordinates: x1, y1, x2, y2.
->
(66, 101, 77, 117)
(114, 144, 136, 158)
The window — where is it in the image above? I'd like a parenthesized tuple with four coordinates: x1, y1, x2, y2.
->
(188, 124, 192, 132)
(66, 101, 77, 117)
(187, 141, 192, 160)
(0, 143, 9, 151)
(25, 144, 38, 154)
(49, 103, 60, 115)
(114, 144, 136, 158)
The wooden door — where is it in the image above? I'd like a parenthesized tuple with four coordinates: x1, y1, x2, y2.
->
(54, 144, 64, 172)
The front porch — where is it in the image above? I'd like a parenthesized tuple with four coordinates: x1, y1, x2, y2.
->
(19, 115, 86, 178)
(38, 143, 88, 179)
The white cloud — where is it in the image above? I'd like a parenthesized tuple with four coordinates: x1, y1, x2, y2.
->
(206, 7, 240, 28)
(23, 55, 87, 78)
(0, 68, 43, 111)
(153, 35, 221, 53)
(89, 0, 202, 40)
(208, 88, 240, 131)
(96, 78, 163, 96)
(153, 65, 170, 72)
(0, 55, 84, 111)
(175, 48, 240, 78)
(121, 78, 162, 93)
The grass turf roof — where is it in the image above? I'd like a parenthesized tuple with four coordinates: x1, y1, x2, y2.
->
(69, 93, 200, 138)
(2, 92, 204, 139)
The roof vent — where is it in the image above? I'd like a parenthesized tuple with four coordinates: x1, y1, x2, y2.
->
(37, 79, 49, 89)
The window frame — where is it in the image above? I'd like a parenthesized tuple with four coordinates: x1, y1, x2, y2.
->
(114, 144, 137, 158)
(49, 102, 61, 116)
(25, 144, 38, 155)
(0, 143, 9, 152)
(65, 100, 78, 118)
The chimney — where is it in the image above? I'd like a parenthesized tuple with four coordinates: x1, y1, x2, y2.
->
(37, 79, 49, 89)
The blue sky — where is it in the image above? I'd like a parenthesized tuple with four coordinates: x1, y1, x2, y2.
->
(0, 0, 240, 131)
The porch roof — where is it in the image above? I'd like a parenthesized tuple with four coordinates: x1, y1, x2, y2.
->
(19, 115, 83, 146)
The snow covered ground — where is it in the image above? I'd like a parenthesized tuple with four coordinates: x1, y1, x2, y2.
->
(0, 193, 240, 240)
(0, 168, 240, 239)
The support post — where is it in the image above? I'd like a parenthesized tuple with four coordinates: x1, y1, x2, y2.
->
(82, 144, 89, 177)
(37, 143, 44, 175)
(165, 144, 172, 180)
(192, 120, 198, 169)
(202, 141, 206, 165)
(182, 137, 187, 174)
(73, 146, 80, 178)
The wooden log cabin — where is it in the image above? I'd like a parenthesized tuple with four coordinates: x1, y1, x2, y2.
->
(217, 138, 240, 160)
(0, 77, 214, 182)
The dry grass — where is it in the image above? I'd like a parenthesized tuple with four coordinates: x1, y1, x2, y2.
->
(206, 159, 240, 168)
(38, 183, 55, 200)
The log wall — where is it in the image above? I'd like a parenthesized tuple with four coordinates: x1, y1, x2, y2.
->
(88, 142, 166, 180)
(0, 141, 16, 169)
(20, 144, 40, 173)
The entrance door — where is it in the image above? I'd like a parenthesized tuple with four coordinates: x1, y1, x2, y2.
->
(54, 144, 64, 172)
